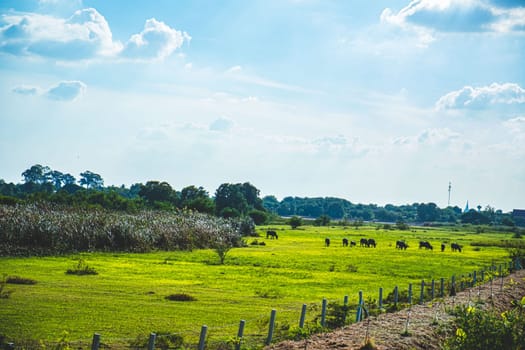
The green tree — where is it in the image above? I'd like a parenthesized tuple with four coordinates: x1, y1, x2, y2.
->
(138, 181, 176, 206)
(214, 183, 249, 216)
(314, 214, 331, 226)
(289, 216, 302, 229)
(21, 164, 51, 184)
(79, 171, 104, 189)
(180, 185, 214, 213)
(248, 209, 268, 225)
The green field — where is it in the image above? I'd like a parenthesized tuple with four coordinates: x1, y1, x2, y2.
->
(0, 225, 516, 348)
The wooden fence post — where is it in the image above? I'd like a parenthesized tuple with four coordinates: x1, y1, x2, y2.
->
(343, 295, 349, 324)
(91, 333, 101, 350)
(266, 309, 277, 345)
(321, 298, 327, 327)
(198, 326, 207, 350)
(299, 304, 307, 328)
(236, 320, 245, 350)
(379, 287, 383, 309)
(394, 285, 398, 306)
(356, 290, 363, 322)
(440, 278, 444, 298)
(419, 280, 424, 304)
(408, 283, 412, 304)
(147, 333, 156, 350)
(431, 279, 435, 300)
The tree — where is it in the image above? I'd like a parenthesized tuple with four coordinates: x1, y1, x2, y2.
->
(79, 171, 104, 189)
(314, 214, 331, 226)
(248, 209, 268, 225)
(180, 185, 214, 213)
(262, 195, 280, 213)
(417, 203, 440, 222)
(289, 216, 302, 229)
(48, 170, 64, 191)
(214, 183, 249, 216)
(21, 164, 51, 184)
(138, 181, 176, 205)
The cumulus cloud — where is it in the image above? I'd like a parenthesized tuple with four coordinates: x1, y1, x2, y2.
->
(393, 128, 463, 149)
(121, 18, 191, 60)
(503, 116, 525, 133)
(12, 80, 86, 101)
(381, 0, 525, 43)
(435, 83, 525, 110)
(0, 8, 189, 61)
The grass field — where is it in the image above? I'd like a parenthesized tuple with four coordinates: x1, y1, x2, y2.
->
(0, 224, 517, 348)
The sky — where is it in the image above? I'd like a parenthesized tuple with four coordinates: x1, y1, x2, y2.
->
(1, 0, 524, 212)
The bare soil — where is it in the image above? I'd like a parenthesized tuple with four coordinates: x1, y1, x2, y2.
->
(267, 269, 525, 350)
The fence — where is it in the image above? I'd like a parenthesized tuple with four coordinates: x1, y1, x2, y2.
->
(4, 257, 523, 350)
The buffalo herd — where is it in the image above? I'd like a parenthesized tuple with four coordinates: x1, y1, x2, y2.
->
(324, 237, 463, 253)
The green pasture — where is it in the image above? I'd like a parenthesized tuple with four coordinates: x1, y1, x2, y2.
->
(0, 225, 516, 347)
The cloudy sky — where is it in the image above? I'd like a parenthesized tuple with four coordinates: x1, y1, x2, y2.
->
(1, 0, 524, 211)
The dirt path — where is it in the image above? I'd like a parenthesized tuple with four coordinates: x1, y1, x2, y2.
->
(267, 269, 525, 350)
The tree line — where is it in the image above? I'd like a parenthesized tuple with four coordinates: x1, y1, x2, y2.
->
(0, 164, 519, 227)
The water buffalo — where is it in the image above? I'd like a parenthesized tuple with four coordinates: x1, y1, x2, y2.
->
(419, 241, 433, 250)
(342, 238, 349, 247)
(441, 243, 446, 252)
(325, 238, 331, 247)
(367, 238, 377, 248)
(360, 238, 368, 247)
(451, 242, 462, 252)
(350, 241, 357, 247)
(396, 240, 408, 250)
(266, 230, 278, 239)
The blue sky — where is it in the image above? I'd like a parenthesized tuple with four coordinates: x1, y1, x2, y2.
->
(1, 0, 524, 211)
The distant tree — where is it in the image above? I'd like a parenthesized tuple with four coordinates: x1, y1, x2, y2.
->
(248, 209, 268, 225)
(262, 195, 280, 213)
(48, 170, 64, 191)
(215, 183, 249, 216)
(461, 209, 490, 225)
(417, 203, 440, 222)
(219, 207, 241, 219)
(353, 219, 363, 229)
(289, 216, 302, 229)
(314, 214, 331, 226)
(326, 202, 344, 219)
(396, 220, 410, 230)
(62, 173, 76, 185)
(180, 185, 214, 213)
(79, 171, 104, 189)
(138, 181, 176, 205)
(21, 164, 51, 184)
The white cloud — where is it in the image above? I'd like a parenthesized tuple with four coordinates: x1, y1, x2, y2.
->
(435, 83, 525, 110)
(393, 128, 464, 150)
(12, 80, 86, 101)
(381, 0, 525, 46)
(503, 116, 525, 134)
(121, 18, 191, 60)
(0, 9, 189, 62)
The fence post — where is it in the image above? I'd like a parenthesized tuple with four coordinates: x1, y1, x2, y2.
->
(394, 285, 399, 307)
(266, 309, 277, 345)
(198, 326, 207, 350)
(408, 283, 412, 304)
(147, 333, 156, 350)
(451, 275, 456, 295)
(481, 270, 485, 282)
(321, 298, 327, 327)
(440, 278, 444, 298)
(356, 290, 363, 322)
(236, 320, 245, 350)
(419, 280, 424, 304)
(431, 279, 435, 300)
(343, 295, 349, 324)
(473, 270, 477, 286)
(91, 333, 101, 350)
(379, 287, 383, 309)
(299, 304, 307, 328)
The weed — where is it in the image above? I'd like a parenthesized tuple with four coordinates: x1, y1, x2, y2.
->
(65, 259, 98, 275)
(6, 276, 37, 285)
(0, 276, 13, 299)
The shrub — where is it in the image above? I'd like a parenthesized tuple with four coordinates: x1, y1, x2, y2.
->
(165, 293, 196, 302)
(65, 259, 98, 275)
(5, 276, 37, 285)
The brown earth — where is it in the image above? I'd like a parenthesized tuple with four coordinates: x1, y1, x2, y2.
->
(266, 269, 525, 350)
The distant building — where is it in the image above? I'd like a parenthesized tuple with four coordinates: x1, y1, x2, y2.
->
(464, 201, 469, 213)
(512, 209, 525, 227)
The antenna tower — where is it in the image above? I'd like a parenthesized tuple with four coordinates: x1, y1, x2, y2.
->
(448, 181, 451, 207)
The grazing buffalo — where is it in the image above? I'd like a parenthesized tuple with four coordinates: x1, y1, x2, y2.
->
(360, 238, 368, 247)
(266, 230, 278, 239)
(396, 240, 408, 250)
(441, 243, 446, 252)
(419, 241, 433, 250)
(367, 238, 377, 248)
(350, 241, 357, 247)
(342, 238, 349, 247)
(451, 242, 462, 252)
(325, 238, 331, 247)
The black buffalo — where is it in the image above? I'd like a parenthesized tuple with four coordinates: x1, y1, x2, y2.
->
(441, 243, 446, 252)
(360, 238, 368, 247)
(367, 238, 377, 248)
(266, 230, 278, 239)
(451, 242, 462, 252)
(342, 238, 349, 247)
(419, 241, 433, 250)
(396, 240, 408, 250)
(350, 240, 357, 247)
(325, 238, 331, 247)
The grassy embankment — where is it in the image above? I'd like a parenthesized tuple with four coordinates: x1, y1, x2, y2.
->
(0, 224, 515, 347)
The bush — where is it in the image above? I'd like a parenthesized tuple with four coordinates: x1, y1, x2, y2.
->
(66, 259, 98, 275)
(5, 276, 37, 285)
(165, 293, 196, 302)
